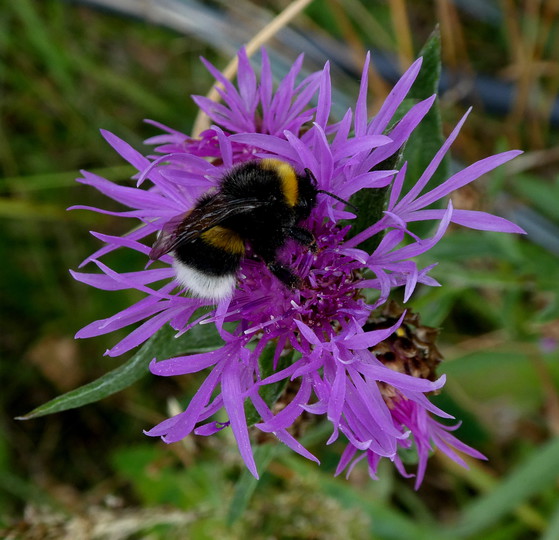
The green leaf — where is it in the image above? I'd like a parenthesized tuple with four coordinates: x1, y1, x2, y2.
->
(542, 499, 559, 540)
(411, 286, 460, 327)
(409, 26, 442, 102)
(346, 185, 389, 253)
(17, 320, 222, 420)
(346, 27, 445, 252)
(344, 150, 405, 253)
(401, 27, 448, 238)
(449, 437, 559, 537)
(245, 343, 296, 426)
(226, 443, 278, 525)
(512, 173, 559, 223)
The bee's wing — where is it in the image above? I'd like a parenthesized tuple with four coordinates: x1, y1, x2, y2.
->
(149, 197, 266, 260)
(149, 213, 189, 260)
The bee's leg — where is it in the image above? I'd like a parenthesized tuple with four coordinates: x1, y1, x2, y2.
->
(252, 236, 304, 289)
(286, 226, 317, 252)
(267, 262, 301, 288)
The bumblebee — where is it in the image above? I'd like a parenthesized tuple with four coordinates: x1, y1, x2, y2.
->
(150, 159, 346, 301)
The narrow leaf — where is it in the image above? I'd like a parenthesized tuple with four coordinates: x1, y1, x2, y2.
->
(450, 437, 559, 537)
(409, 26, 442, 102)
(245, 344, 296, 426)
(226, 443, 278, 526)
(541, 499, 559, 540)
(18, 320, 222, 419)
(402, 27, 448, 237)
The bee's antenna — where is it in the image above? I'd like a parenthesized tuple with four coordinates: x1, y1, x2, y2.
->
(304, 167, 358, 213)
(317, 190, 359, 213)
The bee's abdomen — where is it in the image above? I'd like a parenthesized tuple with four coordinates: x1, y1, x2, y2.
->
(174, 234, 242, 276)
(201, 226, 245, 255)
(172, 234, 243, 300)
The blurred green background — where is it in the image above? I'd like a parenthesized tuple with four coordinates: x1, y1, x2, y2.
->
(2, 1, 559, 538)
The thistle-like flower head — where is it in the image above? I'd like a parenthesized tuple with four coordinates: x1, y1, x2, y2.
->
(72, 49, 523, 483)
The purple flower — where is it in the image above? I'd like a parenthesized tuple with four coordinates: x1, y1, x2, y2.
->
(337, 398, 486, 489)
(334, 303, 487, 488)
(72, 49, 524, 483)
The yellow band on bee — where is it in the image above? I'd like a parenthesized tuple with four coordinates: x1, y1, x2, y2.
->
(261, 159, 298, 207)
(201, 226, 245, 255)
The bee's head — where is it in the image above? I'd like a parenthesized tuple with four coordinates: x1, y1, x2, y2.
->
(302, 168, 357, 215)
(295, 168, 319, 219)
